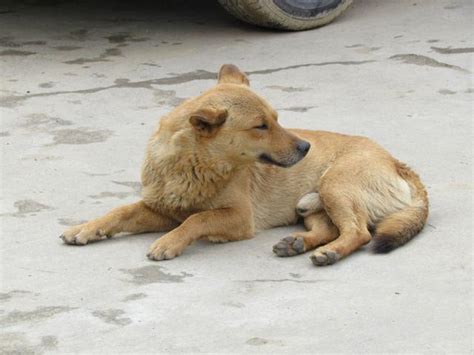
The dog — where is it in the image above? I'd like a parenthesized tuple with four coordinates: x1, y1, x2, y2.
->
(60, 64, 429, 266)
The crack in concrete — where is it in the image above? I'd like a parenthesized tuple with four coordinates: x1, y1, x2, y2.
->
(238, 278, 329, 284)
(279, 106, 315, 113)
(0, 60, 375, 107)
(431, 46, 474, 54)
(247, 60, 375, 75)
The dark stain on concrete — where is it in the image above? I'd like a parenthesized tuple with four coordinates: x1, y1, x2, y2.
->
(246, 337, 268, 345)
(58, 218, 87, 226)
(142, 62, 161, 67)
(153, 89, 185, 107)
(106, 32, 130, 44)
(266, 85, 310, 92)
(122, 293, 147, 302)
(0, 49, 35, 56)
(69, 29, 88, 41)
(89, 185, 138, 200)
(0, 332, 58, 355)
(0, 306, 75, 327)
(222, 301, 245, 308)
(91, 309, 132, 326)
(0, 36, 21, 48)
(105, 32, 150, 44)
(120, 265, 193, 285)
(39, 335, 58, 351)
(0, 332, 34, 355)
(21, 113, 73, 131)
(53, 45, 82, 51)
(239, 278, 327, 284)
(131, 37, 149, 42)
(431, 46, 474, 54)
(345, 44, 364, 48)
(465, 88, 474, 94)
(427, 39, 440, 43)
(112, 181, 142, 195)
(64, 47, 122, 65)
(390, 54, 468, 72)
(22, 40, 46, 46)
(0, 131, 10, 137)
(39, 82, 54, 88)
(50, 128, 113, 145)
(438, 89, 456, 95)
(280, 106, 315, 113)
(21, 154, 63, 162)
(0, 199, 53, 218)
(89, 191, 132, 199)
(0, 290, 31, 302)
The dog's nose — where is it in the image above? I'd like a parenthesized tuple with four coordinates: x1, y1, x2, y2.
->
(296, 140, 311, 155)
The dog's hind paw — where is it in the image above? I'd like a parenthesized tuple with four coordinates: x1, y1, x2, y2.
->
(310, 249, 340, 266)
(273, 236, 305, 257)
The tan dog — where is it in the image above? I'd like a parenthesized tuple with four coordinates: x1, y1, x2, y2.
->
(61, 64, 429, 266)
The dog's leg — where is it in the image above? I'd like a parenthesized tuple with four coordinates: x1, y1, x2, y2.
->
(147, 208, 253, 260)
(273, 210, 339, 257)
(309, 193, 371, 266)
(60, 201, 177, 245)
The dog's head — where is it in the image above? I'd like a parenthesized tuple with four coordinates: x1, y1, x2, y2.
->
(167, 64, 310, 168)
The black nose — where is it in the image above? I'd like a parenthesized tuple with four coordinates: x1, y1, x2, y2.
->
(296, 140, 311, 155)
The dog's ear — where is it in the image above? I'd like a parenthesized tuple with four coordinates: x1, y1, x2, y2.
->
(189, 107, 228, 137)
(218, 64, 250, 86)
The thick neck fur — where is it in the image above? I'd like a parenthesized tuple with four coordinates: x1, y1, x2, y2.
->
(141, 123, 235, 213)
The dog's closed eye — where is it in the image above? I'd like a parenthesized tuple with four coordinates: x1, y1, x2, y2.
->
(253, 123, 268, 130)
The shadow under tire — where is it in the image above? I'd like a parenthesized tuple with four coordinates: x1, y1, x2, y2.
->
(218, 0, 353, 31)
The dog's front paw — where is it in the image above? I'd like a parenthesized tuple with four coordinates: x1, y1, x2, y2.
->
(60, 223, 109, 245)
(310, 248, 340, 266)
(273, 236, 305, 257)
(147, 237, 185, 261)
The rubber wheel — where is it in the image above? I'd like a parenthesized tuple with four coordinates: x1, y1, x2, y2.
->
(218, 0, 352, 31)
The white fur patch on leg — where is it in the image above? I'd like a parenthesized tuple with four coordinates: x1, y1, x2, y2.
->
(296, 192, 322, 216)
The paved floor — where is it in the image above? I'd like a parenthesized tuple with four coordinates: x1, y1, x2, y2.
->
(1, 0, 472, 353)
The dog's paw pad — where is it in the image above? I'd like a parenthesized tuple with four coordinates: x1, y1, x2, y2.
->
(273, 236, 305, 257)
(60, 233, 89, 245)
(60, 223, 106, 246)
(310, 249, 340, 266)
(147, 240, 183, 261)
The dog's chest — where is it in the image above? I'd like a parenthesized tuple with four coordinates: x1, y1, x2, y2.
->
(141, 156, 232, 219)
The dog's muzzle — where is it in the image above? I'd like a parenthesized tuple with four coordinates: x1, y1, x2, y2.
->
(259, 140, 311, 168)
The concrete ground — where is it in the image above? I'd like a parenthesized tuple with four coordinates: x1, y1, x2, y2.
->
(1, 0, 472, 353)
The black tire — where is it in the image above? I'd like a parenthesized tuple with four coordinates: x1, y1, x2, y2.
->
(218, 0, 352, 31)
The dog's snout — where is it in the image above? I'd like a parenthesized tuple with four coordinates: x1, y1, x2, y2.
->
(296, 140, 311, 156)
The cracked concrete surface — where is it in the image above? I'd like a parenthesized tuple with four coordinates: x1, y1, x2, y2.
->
(0, 0, 472, 353)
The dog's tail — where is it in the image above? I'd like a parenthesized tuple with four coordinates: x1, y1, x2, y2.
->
(373, 162, 429, 253)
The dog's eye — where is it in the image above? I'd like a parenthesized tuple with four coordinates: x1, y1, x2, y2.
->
(253, 123, 268, 130)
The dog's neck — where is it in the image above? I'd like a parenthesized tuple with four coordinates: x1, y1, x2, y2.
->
(142, 132, 236, 211)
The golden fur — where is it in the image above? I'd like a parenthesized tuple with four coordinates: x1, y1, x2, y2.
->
(61, 64, 429, 266)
